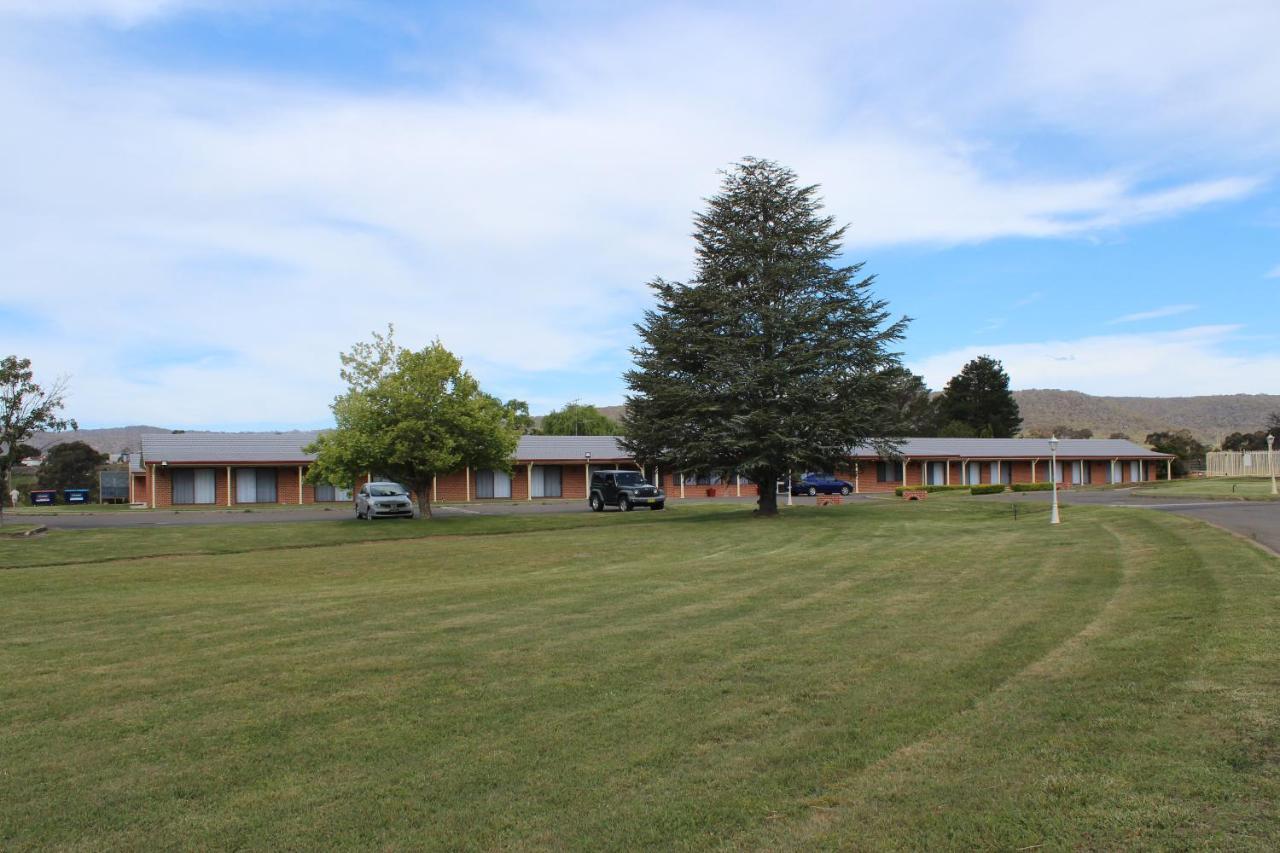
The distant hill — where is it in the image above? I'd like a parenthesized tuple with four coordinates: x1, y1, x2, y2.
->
(1014, 391, 1280, 446)
(574, 395, 1280, 448)
(27, 425, 177, 458)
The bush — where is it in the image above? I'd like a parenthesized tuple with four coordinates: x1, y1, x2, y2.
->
(1011, 482, 1053, 492)
(969, 484, 1007, 495)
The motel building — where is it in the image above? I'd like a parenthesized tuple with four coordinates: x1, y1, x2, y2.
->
(129, 432, 1173, 509)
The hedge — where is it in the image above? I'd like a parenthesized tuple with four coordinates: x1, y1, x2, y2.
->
(1011, 482, 1054, 492)
(969, 484, 1007, 495)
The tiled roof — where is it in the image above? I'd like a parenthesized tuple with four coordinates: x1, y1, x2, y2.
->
(132, 431, 1170, 467)
(135, 431, 633, 465)
(138, 431, 324, 464)
(850, 437, 1173, 459)
(514, 435, 631, 461)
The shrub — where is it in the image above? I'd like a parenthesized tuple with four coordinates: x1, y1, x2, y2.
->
(969, 484, 1006, 495)
(1011, 482, 1053, 492)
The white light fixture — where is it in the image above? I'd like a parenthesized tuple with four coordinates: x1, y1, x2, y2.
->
(1268, 434, 1276, 496)
(1048, 435, 1060, 525)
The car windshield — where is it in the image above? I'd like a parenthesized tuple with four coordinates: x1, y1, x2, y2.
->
(369, 486, 406, 497)
(614, 472, 647, 487)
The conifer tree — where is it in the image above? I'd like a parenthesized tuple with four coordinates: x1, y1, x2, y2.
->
(623, 158, 906, 516)
(933, 355, 1022, 438)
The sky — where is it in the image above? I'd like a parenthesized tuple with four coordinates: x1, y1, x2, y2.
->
(1, 0, 1278, 430)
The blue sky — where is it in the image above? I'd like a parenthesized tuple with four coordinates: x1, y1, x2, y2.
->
(1, 0, 1277, 429)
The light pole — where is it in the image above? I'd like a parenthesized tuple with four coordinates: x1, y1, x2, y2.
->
(1268, 434, 1276, 496)
(786, 473, 793, 506)
(1049, 435, 1061, 525)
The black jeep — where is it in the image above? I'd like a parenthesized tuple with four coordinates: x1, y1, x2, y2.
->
(589, 470, 665, 511)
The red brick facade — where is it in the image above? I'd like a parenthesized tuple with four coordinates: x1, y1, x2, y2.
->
(134, 453, 1166, 507)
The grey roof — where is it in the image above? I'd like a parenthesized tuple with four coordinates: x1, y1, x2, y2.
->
(138, 431, 324, 464)
(134, 431, 631, 465)
(515, 435, 630, 462)
(133, 431, 1168, 467)
(850, 437, 1173, 459)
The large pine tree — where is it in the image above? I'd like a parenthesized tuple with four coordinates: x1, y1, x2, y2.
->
(623, 158, 907, 516)
(933, 355, 1022, 438)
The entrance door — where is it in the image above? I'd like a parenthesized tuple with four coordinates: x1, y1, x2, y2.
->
(193, 469, 216, 504)
(236, 467, 257, 503)
(967, 462, 981, 485)
(532, 465, 562, 498)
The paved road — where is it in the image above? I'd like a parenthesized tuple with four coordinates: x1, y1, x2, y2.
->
(989, 487, 1280, 556)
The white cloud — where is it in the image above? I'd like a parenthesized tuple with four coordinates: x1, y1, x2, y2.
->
(1107, 304, 1198, 325)
(0, 0, 204, 25)
(912, 326, 1280, 396)
(0, 3, 1277, 426)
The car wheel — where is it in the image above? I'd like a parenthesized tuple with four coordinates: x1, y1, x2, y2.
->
(620, 495, 633, 512)
(807, 486, 817, 496)
(840, 485, 851, 495)
(355, 507, 365, 520)
(589, 494, 603, 512)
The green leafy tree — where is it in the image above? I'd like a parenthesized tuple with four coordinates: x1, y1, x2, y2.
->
(1145, 429, 1207, 477)
(878, 367, 937, 436)
(934, 355, 1022, 438)
(541, 402, 619, 436)
(1266, 411, 1280, 436)
(1221, 430, 1268, 451)
(305, 328, 519, 518)
(623, 158, 907, 516)
(505, 399, 537, 435)
(1, 356, 76, 524)
(37, 440, 108, 498)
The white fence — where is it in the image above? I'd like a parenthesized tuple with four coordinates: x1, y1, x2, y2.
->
(1205, 450, 1279, 478)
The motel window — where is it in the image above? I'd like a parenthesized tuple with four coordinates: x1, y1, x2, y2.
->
(172, 468, 216, 505)
(475, 469, 512, 499)
(235, 468, 278, 504)
(875, 461, 901, 483)
(313, 483, 351, 502)
(531, 465, 562, 498)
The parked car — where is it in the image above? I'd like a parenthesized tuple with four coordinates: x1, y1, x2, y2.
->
(355, 481, 415, 519)
(790, 473, 852, 496)
(589, 469, 665, 511)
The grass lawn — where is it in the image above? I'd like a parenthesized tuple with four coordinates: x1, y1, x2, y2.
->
(2, 501, 1278, 849)
(1132, 477, 1280, 500)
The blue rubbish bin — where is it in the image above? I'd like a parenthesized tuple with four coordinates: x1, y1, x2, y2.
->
(30, 489, 57, 505)
(64, 488, 91, 505)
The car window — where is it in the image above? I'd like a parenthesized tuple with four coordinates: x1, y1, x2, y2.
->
(369, 485, 406, 497)
(614, 472, 646, 487)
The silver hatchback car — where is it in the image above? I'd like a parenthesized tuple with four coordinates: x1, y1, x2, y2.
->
(355, 481, 415, 520)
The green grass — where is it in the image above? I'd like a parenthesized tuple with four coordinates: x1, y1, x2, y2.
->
(1131, 477, 1280, 500)
(1, 502, 1278, 849)
(0, 522, 41, 537)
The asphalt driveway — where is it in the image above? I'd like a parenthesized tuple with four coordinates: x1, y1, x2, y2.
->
(991, 487, 1280, 556)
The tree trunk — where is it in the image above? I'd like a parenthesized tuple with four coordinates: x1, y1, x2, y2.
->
(412, 478, 433, 519)
(755, 470, 779, 516)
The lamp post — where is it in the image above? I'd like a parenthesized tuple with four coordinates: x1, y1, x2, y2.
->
(1268, 434, 1277, 496)
(1049, 435, 1061, 525)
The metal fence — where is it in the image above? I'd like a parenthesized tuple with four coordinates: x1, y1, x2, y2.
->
(1205, 451, 1279, 477)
